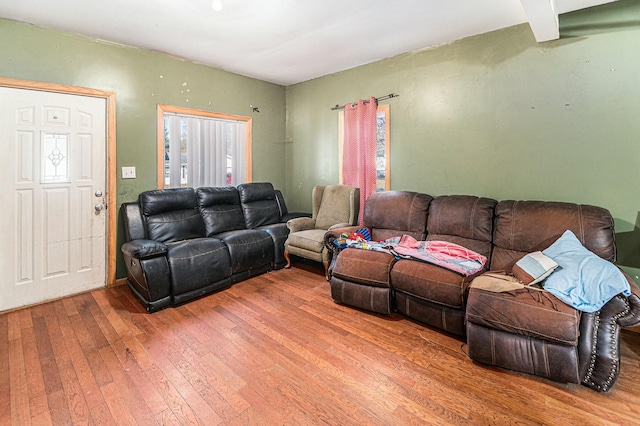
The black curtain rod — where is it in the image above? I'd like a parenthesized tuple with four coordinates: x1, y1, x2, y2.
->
(330, 93, 399, 110)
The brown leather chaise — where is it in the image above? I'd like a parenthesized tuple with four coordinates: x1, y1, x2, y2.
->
(465, 200, 640, 391)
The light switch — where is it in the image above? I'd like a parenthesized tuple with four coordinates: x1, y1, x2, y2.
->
(122, 166, 136, 179)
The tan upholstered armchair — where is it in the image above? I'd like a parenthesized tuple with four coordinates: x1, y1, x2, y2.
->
(284, 185, 360, 279)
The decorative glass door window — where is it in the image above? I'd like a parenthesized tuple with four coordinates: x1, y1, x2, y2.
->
(42, 133, 69, 182)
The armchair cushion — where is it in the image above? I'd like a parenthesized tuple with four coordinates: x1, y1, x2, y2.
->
(285, 185, 360, 272)
(286, 229, 327, 254)
(315, 185, 359, 230)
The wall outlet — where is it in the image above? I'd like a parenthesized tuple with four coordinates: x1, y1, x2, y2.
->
(122, 166, 136, 179)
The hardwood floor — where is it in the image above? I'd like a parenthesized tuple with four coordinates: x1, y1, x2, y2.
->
(2, 263, 640, 425)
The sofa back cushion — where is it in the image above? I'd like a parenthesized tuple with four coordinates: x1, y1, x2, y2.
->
(139, 187, 205, 243)
(196, 187, 246, 236)
(427, 195, 497, 259)
(238, 182, 281, 228)
(363, 191, 433, 241)
(490, 200, 616, 271)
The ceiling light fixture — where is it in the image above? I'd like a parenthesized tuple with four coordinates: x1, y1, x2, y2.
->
(211, 0, 222, 11)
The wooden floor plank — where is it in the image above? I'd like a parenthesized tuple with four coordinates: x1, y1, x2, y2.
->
(52, 300, 115, 425)
(2, 263, 640, 425)
(20, 318, 51, 425)
(8, 333, 31, 425)
(135, 331, 219, 425)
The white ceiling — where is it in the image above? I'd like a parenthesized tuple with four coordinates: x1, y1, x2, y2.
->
(0, 0, 617, 86)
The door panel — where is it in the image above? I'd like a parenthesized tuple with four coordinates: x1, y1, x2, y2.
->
(0, 87, 107, 311)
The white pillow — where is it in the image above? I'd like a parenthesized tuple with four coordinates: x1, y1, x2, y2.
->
(512, 251, 558, 285)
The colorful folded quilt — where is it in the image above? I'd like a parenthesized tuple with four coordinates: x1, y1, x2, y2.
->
(393, 235, 486, 276)
(333, 232, 486, 276)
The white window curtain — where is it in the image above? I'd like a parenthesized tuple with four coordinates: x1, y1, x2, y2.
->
(164, 114, 247, 188)
(230, 121, 246, 186)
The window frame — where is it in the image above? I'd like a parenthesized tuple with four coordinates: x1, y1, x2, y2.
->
(156, 104, 252, 188)
(338, 103, 390, 191)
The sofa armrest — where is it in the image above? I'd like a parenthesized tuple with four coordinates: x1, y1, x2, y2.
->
(324, 225, 368, 255)
(121, 239, 168, 260)
(287, 217, 316, 233)
(618, 274, 640, 328)
(281, 212, 312, 222)
(324, 225, 370, 280)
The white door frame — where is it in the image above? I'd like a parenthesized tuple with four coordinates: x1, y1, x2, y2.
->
(0, 77, 117, 287)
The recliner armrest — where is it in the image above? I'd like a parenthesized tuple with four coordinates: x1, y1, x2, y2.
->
(286, 217, 316, 233)
(324, 225, 368, 255)
(324, 225, 370, 280)
(121, 239, 168, 260)
(618, 275, 640, 328)
(281, 212, 312, 222)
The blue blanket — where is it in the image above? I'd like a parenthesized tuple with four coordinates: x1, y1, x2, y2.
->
(542, 230, 631, 313)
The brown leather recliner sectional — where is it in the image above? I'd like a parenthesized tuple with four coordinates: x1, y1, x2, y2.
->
(325, 190, 640, 391)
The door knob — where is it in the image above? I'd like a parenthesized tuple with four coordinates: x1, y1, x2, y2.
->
(95, 204, 104, 212)
(95, 190, 103, 197)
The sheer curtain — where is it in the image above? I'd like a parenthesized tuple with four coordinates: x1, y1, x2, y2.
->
(165, 115, 183, 188)
(342, 96, 378, 224)
(164, 114, 247, 188)
(229, 121, 247, 186)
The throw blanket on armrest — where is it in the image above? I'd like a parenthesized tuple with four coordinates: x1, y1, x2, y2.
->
(333, 232, 486, 276)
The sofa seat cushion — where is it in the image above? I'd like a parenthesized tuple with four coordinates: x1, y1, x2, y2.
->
(167, 238, 232, 295)
(215, 229, 274, 274)
(390, 259, 477, 309)
(286, 229, 327, 253)
(466, 286, 581, 345)
(332, 249, 396, 288)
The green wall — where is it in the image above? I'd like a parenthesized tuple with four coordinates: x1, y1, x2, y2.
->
(285, 0, 640, 279)
(2, 1, 640, 282)
(0, 19, 287, 279)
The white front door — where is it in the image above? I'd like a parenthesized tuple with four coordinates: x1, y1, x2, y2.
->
(0, 87, 107, 311)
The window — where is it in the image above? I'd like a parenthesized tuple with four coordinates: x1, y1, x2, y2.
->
(157, 104, 252, 188)
(339, 104, 390, 191)
(42, 133, 69, 182)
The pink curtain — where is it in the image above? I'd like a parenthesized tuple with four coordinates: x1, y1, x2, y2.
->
(343, 96, 377, 224)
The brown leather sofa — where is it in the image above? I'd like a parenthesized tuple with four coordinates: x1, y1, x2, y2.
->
(325, 191, 640, 391)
